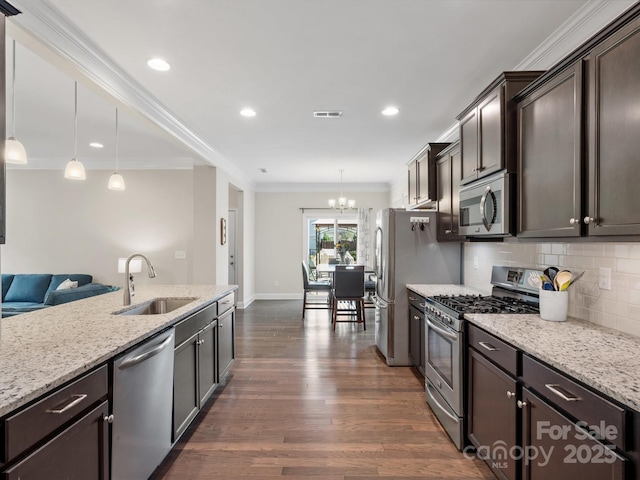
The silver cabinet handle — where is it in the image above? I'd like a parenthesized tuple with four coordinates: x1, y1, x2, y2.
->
(445, 229, 452, 234)
(506, 391, 515, 399)
(221, 300, 232, 305)
(569, 218, 578, 225)
(478, 341, 498, 352)
(408, 296, 417, 301)
(219, 324, 224, 328)
(545, 384, 580, 402)
(103, 414, 114, 423)
(517, 400, 527, 409)
(196, 339, 205, 345)
(46, 394, 87, 414)
(413, 315, 421, 320)
(584, 216, 595, 224)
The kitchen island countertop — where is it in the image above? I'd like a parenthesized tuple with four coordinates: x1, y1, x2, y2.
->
(466, 313, 640, 412)
(0, 284, 236, 417)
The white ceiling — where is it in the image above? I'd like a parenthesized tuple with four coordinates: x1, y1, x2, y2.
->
(2, 0, 627, 189)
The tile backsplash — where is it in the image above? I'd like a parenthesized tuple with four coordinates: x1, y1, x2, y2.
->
(463, 241, 640, 337)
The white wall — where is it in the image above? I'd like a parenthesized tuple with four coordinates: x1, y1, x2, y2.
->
(463, 242, 640, 338)
(2, 169, 193, 288)
(254, 190, 389, 298)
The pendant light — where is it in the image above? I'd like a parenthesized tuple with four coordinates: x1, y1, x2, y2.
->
(108, 108, 125, 190)
(328, 169, 355, 213)
(6, 39, 27, 164)
(64, 81, 86, 180)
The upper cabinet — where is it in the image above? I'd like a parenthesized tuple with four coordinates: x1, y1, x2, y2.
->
(435, 142, 464, 241)
(516, 4, 640, 238)
(407, 143, 450, 209)
(457, 72, 544, 186)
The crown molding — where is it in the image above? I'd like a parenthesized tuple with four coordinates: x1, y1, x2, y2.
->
(7, 0, 255, 190)
(255, 182, 390, 193)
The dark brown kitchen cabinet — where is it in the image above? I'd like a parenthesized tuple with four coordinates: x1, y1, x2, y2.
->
(521, 388, 626, 480)
(407, 143, 450, 209)
(408, 304, 424, 375)
(467, 324, 633, 480)
(457, 72, 544, 186)
(587, 14, 640, 236)
(517, 62, 583, 238)
(172, 302, 218, 441)
(467, 348, 517, 480)
(435, 142, 464, 241)
(217, 308, 235, 379)
(3, 402, 109, 480)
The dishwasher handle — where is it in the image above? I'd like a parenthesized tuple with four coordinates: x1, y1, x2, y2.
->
(118, 334, 174, 370)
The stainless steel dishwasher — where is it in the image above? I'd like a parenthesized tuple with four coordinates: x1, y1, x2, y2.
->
(112, 328, 175, 480)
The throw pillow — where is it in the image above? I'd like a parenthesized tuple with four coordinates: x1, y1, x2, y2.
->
(56, 279, 79, 290)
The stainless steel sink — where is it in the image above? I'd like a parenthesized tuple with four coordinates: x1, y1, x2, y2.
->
(117, 297, 197, 316)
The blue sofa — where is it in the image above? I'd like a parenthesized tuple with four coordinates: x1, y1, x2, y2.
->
(1, 274, 114, 317)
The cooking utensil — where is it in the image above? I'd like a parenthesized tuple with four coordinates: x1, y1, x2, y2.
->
(543, 267, 559, 286)
(555, 270, 572, 291)
(566, 271, 584, 289)
(527, 272, 542, 289)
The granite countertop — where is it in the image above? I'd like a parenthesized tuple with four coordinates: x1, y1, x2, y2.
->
(0, 284, 236, 417)
(406, 284, 488, 298)
(466, 313, 640, 412)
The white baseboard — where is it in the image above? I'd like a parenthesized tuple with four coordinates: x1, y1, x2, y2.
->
(253, 293, 303, 301)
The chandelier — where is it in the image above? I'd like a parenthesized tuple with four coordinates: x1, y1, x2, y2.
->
(328, 169, 355, 213)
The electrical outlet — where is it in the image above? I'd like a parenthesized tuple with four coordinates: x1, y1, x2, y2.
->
(598, 267, 611, 290)
(473, 256, 479, 270)
(175, 250, 186, 259)
(274, 280, 279, 287)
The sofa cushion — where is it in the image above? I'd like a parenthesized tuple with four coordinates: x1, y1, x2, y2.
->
(4, 275, 52, 303)
(2, 301, 44, 312)
(46, 274, 93, 297)
(2, 274, 15, 301)
(44, 283, 111, 306)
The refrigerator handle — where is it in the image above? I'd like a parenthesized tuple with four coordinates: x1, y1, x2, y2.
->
(375, 226, 384, 280)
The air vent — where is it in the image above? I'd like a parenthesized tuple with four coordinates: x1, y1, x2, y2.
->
(313, 111, 343, 118)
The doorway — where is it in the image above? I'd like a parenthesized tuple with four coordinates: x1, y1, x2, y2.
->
(228, 209, 237, 285)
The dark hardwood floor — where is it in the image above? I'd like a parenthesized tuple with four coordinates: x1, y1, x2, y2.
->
(151, 299, 495, 479)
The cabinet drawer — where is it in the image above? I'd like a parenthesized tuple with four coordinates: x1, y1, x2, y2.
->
(468, 324, 518, 376)
(523, 354, 627, 450)
(407, 291, 427, 311)
(217, 292, 235, 316)
(3, 365, 108, 463)
(175, 302, 217, 347)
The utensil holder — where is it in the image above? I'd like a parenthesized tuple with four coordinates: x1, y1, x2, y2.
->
(539, 290, 569, 322)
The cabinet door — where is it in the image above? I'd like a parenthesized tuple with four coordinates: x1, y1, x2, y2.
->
(417, 153, 432, 204)
(518, 63, 583, 238)
(478, 86, 504, 178)
(4, 402, 109, 480)
(436, 155, 453, 240)
(408, 305, 422, 372)
(173, 332, 199, 441)
(198, 320, 217, 406)
(407, 160, 418, 207)
(459, 109, 479, 184)
(218, 309, 235, 379)
(521, 388, 626, 480)
(587, 15, 640, 236)
(467, 348, 517, 480)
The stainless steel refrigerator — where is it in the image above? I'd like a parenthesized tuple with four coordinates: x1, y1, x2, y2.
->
(374, 208, 461, 366)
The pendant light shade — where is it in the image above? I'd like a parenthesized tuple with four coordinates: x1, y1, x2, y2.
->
(65, 81, 86, 180)
(108, 108, 125, 190)
(6, 39, 27, 164)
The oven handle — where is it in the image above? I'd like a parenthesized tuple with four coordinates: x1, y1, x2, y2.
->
(426, 382, 459, 423)
(426, 318, 458, 341)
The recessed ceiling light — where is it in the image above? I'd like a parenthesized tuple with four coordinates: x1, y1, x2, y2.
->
(240, 108, 256, 117)
(147, 58, 171, 71)
(89, 142, 103, 148)
(382, 106, 399, 116)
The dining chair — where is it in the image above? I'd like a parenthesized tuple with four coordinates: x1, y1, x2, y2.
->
(301, 261, 332, 320)
(331, 265, 366, 330)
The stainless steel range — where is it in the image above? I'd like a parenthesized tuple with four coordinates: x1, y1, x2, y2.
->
(423, 265, 541, 450)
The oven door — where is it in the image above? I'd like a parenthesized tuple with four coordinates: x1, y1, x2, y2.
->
(424, 313, 461, 416)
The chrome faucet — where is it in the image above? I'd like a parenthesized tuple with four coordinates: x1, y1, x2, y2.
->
(123, 253, 157, 306)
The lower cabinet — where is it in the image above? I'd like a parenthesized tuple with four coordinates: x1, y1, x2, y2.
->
(217, 308, 235, 379)
(407, 292, 426, 376)
(467, 323, 632, 480)
(467, 348, 517, 480)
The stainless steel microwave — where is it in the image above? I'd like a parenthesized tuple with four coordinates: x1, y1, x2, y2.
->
(458, 170, 514, 237)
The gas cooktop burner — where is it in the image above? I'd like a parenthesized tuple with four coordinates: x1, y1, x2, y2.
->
(429, 294, 539, 316)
